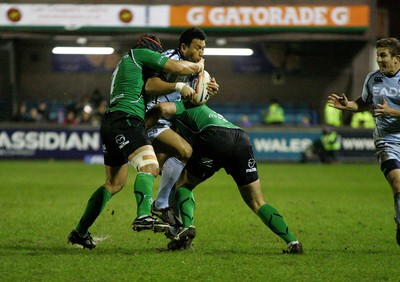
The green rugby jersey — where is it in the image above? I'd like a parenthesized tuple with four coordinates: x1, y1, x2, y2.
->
(108, 48, 168, 119)
(173, 101, 240, 144)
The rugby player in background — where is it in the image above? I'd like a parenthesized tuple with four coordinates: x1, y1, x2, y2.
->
(328, 37, 400, 245)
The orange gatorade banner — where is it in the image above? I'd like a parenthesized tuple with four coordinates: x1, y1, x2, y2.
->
(170, 5, 370, 28)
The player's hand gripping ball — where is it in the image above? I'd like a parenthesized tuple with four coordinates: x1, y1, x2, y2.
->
(190, 70, 211, 105)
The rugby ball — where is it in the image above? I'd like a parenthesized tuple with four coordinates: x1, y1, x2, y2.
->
(191, 70, 211, 105)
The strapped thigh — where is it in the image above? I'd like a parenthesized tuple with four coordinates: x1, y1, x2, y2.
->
(131, 150, 158, 171)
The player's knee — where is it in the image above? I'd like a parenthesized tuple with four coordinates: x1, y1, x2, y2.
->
(246, 197, 266, 214)
(177, 145, 192, 162)
(104, 183, 125, 195)
(239, 180, 265, 213)
(138, 163, 160, 177)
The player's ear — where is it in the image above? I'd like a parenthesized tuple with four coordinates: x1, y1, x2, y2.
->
(180, 43, 188, 52)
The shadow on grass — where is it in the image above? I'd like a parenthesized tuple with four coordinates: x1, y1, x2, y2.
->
(0, 244, 176, 256)
(1, 242, 392, 257)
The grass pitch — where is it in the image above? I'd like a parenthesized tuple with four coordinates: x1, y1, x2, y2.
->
(0, 160, 399, 281)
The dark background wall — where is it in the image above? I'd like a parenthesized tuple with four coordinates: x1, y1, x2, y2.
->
(14, 39, 365, 105)
(2, 0, 399, 124)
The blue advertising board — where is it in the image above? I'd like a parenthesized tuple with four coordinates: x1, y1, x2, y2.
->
(0, 126, 376, 163)
(248, 128, 376, 162)
(0, 127, 102, 159)
(248, 130, 319, 161)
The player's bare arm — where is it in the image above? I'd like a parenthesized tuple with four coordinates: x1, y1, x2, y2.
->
(144, 102, 177, 130)
(145, 76, 195, 100)
(328, 94, 368, 112)
(163, 57, 204, 75)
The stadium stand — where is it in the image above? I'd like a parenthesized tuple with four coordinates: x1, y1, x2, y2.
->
(8, 99, 317, 127)
(208, 102, 318, 126)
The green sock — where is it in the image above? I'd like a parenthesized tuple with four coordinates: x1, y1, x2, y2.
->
(258, 204, 297, 244)
(134, 172, 155, 217)
(76, 186, 112, 235)
(394, 192, 400, 226)
(176, 186, 195, 227)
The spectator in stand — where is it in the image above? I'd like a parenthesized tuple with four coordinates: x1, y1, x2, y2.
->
(37, 101, 50, 122)
(14, 105, 42, 123)
(90, 89, 104, 109)
(302, 126, 341, 164)
(263, 99, 285, 125)
(324, 102, 342, 127)
(90, 99, 108, 127)
(240, 114, 253, 127)
(13, 102, 29, 122)
(56, 108, 65, 124)
(63, 110, 78, 125)
(26, 107, 42, 122)
(77, 110, 93, 125)
(350, 111, 375, 129)
(315, 126, 341, 164)
(300, 115, 311, 127)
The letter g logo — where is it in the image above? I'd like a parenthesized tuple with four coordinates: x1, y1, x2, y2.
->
(331, 7, 349, 26)
(187, 7, 205, 25)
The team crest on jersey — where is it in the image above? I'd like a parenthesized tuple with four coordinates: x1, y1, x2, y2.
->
(246, 158, 257, 173)
(374, 76, 383, 83)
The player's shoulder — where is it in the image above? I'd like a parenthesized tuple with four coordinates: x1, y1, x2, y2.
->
(365, 70, 383, 84)
(162, 49, 182, 60)
(367, 70, 381, 77)
(131, 48, 159, 59)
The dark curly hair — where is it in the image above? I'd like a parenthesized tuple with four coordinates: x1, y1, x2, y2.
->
(134, 34, 163, 53)
(178, 27, 207, 48)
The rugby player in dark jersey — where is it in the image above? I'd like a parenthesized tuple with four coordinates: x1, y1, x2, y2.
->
(146, 101, 303, 254)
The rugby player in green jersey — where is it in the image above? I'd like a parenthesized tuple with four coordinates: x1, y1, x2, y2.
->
(67, 35, 204, 250)
(145, 101, 303, 254)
